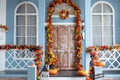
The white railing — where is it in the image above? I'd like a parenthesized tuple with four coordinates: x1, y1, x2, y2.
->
(5, 49, 34, 70)
(98, 49, 120, 70)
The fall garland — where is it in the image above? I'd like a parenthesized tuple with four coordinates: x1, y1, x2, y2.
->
(86, 44, 120, 53)
(0, 25, 8, 31)
(0, 44, 43, 80)
(46, 0, 83, 71)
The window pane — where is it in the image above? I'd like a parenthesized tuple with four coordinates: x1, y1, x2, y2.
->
(17, 4, 25, 13)
(27, 26, 36, 36)
(27, 37, 36, 45)
(103, 37, 113, 45)
(16, 16, 25, 25)
(16, 26, 25, 36)
(92, 15, 102, 25)
(27, 4, 36, 13)
(103, 15, 113, 25)
(27, 15, 36, 25)
(103, 26, 113, 35)
(103, 3, 112, 13)
(16, 37, 25, 45)
(92, 26, 102, 35)
(93, 3, 102, 13)
(93, 37, 102, 46)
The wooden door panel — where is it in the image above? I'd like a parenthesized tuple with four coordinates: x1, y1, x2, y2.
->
(53, 26, 58, 50)
(58, 52, 69, 69)
(69, 26, 76, 50)
(58, 26, 68, 51)
(69, 51, 75, 68)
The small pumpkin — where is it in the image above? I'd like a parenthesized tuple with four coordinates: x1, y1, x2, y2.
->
(49, 69, 58, 75)
(77, 70, 88, 76)
(97, 62, 105, 67)
(86, 77, 91, 80)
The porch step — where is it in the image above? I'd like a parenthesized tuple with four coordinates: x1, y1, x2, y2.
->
(49, 77, 86, 80)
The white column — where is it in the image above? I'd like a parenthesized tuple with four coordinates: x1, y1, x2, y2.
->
(0, 0, 6, 25)
(0, 0, 6, 71)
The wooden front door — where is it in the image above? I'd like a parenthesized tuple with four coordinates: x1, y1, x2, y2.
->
(53, 25, 76, 70)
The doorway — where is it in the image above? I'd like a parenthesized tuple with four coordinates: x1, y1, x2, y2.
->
(52, 25, 76, 70)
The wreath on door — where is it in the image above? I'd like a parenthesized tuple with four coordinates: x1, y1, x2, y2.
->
(45, 0, 83, 72)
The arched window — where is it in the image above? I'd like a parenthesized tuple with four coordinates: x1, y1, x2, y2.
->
(53, 3, 75, 17)
(92, 1, 115, 46)
(14, 1, 38, 45)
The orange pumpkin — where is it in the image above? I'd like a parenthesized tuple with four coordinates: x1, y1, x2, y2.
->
(77, 70, 88, 76)
(97, 62, 105, 67)
(49, 69, 58, 75)
(86, 77, 91, 80)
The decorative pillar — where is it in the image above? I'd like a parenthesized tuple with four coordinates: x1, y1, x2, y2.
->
(0, 0, 6, 25)
(0, 28, 7, 71)
(85, 0, 92, 70)
(0, 0, 6, 71)
(39, 0, 45, 68)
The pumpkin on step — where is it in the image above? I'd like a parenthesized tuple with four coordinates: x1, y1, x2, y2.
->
(49, 69, 58, 75)
(77, 70, 88, 76)
(86, 77, 91, 80)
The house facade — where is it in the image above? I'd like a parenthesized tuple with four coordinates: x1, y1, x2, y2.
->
(0, 0, 120, 80)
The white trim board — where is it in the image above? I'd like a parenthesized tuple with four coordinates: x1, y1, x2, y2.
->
(45, 23, 76, 26)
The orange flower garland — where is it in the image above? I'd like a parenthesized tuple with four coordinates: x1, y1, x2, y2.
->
(46, 0, 83, 71)
(59, 10, 69, 19)
(0, 25, 8, 31)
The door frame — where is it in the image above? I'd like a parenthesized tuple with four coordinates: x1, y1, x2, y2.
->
(45, 22, 76, 70)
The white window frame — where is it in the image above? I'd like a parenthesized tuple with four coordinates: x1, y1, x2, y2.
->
(91, 1, 115, 46)
(14, 1, 38, 45)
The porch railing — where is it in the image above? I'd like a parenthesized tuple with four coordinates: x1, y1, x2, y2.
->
(5, 49, 34, 70)
(98, 49, 120, 70)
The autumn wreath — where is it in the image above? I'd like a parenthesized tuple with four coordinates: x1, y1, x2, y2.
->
(59, 10, 69, 19)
